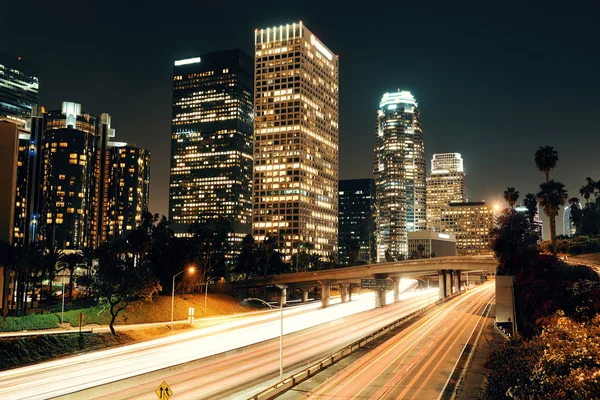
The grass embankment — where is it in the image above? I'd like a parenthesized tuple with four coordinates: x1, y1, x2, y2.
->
(0, 294, 253, 370)
(1, 293, 252, 332)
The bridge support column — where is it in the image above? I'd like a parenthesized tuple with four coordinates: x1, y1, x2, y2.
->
(321, 283, 331, 308)
(392, 277, 401, 302)
(439, 270, 446, 299)
(279, 287, 287, 306)
(445, 270, 453, 297)
(455, 271, 462, 292)
(340, 284, 349, 303)
(301, 290, 309, 302)
(348, 284, 353, 301)
(375, 289, 387, 308)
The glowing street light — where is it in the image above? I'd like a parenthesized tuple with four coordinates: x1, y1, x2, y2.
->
(171, 266, 195, 329)
(244, 297, 284, 381)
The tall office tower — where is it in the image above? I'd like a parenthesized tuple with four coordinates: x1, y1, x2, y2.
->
(253, 22, 339, 260)
(338, 179, 376, 266)
(169, 49, 254, 255)
(440, 201, 497, 255)
(91, 113, 116, 247)
(563, 203, 579, 237)
(374, 90, 426, 261)
(0, 52, 39, 122)
(10, 118, 31, 245)
(426, 153, 467, 232)
(42, 103, 98, 250)
(107, 144, 150, 240)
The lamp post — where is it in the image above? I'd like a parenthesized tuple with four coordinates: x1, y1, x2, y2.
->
(245, 297, 283, 381)
(171, 267, 195, 329)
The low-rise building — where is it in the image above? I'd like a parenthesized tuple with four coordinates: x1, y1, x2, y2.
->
(408, 231, 456, 258)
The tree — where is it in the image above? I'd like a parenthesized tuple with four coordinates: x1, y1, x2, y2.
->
(63, 252, 84, 300)
(537, 180, 568, 256)
(579, 177, 596, 204)
(568, 198, 582, 234)
(236, 234, 257, 297)
(260, 235, 278, 299)
(417, 244, 426, 259)
(534, 145, 559, 182)
(490, 209, 540, 275)
(92, 242, 161, 335)
(503, 187, 520, 208)
(523, 193, 538, 223)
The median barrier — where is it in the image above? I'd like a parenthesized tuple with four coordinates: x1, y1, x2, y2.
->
(248, 291, 468, 400)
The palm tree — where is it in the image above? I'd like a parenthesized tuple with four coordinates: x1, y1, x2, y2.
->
(534, 146, 559, 182)
(537, 180, 568, 256)
(579, 177, 596, 204)
(503, 187, 520, 208)
(261, 235, 277, 299)
(43, 247, 64, 299)
(63, 252, 84, 300)
(523, 193, 538, 223)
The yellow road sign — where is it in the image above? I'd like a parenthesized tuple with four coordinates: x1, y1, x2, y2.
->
(155, 381, 173, 400)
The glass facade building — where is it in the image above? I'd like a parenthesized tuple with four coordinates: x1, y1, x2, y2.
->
(0, 52, 39, 123)
(253, 22, 339, 260)
(338, 179, 376, 266)
(169, 49, 254, 254)
(374, 90, 426, 261)
(426, 153, 467, 232)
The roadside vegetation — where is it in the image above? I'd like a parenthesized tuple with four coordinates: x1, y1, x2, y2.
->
(484, 147, 600, 398)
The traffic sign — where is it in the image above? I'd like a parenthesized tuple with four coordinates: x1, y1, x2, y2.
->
(155, 381, 173, 400)
(361, 279, 392, 290)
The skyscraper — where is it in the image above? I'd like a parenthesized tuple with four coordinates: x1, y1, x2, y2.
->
(426, 153, 467, 232)
(253, 22, 339, 260)
(0, 52, 39, 122)
(374, 90, 426, 261)
(42, 103, 98, 250)
(107, 145, 151, 240)
(169, 49, 254, 254)
(338, 179, 376, 266)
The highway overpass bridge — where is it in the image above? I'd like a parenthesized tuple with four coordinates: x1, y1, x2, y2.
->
(234, 255, 497, 308)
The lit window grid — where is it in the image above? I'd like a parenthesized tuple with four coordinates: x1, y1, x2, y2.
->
(252, 23, 339, 259)
(439, 204, 495, 255)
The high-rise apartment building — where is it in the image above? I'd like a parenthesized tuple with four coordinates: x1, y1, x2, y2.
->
(169, 49, 254, 253)
(107, 145, 151, 240)
(253, 22, 339, 260)
(426, 153, 467, 232)
(338, 179, 376, 266)
(0, 120, 20, 243)
(20, 102, 151, 250)
(0, 52, 39, 122)
(374, 90, 426, 261)
(440, 201, 497, 255)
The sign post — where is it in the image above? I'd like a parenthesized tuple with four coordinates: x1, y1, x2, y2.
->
(155, 381, 173, 400)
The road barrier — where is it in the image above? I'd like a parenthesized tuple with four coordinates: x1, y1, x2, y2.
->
(248, 291, 465, 400)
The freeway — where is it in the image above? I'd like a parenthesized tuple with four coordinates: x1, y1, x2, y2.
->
(0, 282, 432, 400)
(299, 282, 494, 399)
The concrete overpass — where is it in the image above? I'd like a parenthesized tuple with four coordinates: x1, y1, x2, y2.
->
(240, 255, 497, 308)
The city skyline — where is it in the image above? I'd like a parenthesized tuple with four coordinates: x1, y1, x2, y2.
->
(2, 1, 599, 240)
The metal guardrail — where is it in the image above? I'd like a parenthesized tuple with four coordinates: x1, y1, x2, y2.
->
(248, 292, 463, 400)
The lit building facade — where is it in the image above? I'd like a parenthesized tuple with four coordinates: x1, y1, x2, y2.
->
(0, 52, 39, 123)
(374, 90, 426, 261)
(440, 201, 497, 255)
(338, 179, 376, 266)
(170, 49, 254, 253)
(42, 104, 98, 250)
(253, 22, 339, 260)
(107, 145, 150, 240)
(562, 202, 579, 237)
(426, 153, 467, 232)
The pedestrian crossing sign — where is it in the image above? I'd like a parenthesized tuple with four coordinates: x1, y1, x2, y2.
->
(155, 381, 173, 400)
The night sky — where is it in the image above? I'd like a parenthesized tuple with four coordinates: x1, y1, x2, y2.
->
(2, 0, 599, 237)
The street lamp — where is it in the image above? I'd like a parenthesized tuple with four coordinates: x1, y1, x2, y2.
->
(244, 297, 283, 381)
(171, 266, 195, 329)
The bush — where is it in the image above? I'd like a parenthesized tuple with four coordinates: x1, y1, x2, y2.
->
(1, 313, 59, 331)
(542, 236, 600, 255)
